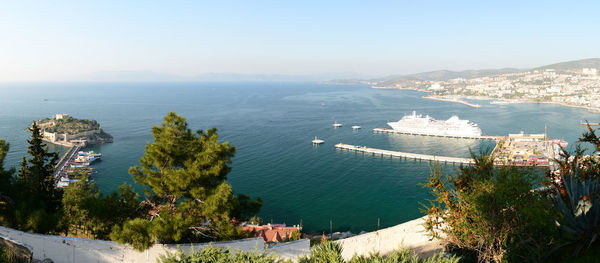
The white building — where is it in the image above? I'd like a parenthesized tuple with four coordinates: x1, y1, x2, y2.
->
(583, 68, 598, 76)
(55, 113, 69, 120)
(428, 83, 444, 90)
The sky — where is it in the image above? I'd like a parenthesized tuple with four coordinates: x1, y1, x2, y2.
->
(0, 0, 599, 81)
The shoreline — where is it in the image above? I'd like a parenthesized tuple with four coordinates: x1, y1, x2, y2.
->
(422, 95, 481, 108)
(373, 86, 600, 113)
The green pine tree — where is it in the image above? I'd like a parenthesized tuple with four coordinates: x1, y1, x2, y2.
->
(11, 122, 63, 233)
(111, 112, 261, 251)
(61, 172, 97, 237)
(0, 140, 15, 226)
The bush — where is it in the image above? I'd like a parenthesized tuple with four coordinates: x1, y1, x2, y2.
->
(158, 245, 286, 263)
(551, 125, 600, 257)
(423, 152, 558, 263)
(159, 242, 460, 263)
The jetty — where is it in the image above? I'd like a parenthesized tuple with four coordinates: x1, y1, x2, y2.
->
(53, 145, 81, 184)
(580, 121, 600, 126)
(372, 128, 500, 140)
(335, 143, 474, 164)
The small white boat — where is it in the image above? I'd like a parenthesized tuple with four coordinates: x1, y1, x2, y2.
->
(352, 125, 361, 130)
(333, 121, 342, 128)
(77, 151, 102, 164)
(312, 136, 325, 144)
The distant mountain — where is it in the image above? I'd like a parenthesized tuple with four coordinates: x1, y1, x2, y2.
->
(77, 71, 370, 82)
(79, 71, 183, 82)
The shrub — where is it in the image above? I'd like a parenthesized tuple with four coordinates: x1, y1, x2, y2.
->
(158, 245, 286, 263)
(159, 242, 460, 263)
(551, 125, 600, 256)
(423, 152, 558, 263)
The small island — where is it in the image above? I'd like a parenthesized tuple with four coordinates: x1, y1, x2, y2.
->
(36, 113, 113, 147)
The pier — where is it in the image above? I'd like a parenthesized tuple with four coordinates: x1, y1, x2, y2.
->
(335, 143, 474, 164)
(580, 121, 600, 126)
(372, 128, 500, 140)
(53, 145, 81, 184)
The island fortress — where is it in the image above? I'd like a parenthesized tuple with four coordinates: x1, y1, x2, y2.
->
(35, 114, 113, 147)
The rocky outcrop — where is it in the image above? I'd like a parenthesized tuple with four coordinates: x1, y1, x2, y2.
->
(0, 235, 33, 263)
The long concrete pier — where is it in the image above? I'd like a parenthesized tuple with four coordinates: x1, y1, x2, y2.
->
(372, 128, 500, 140)
(335, 143, 474, 164)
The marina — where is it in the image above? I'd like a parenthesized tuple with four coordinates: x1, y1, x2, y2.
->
(339, 131, 565, 169)
(54, 147, 102, 188)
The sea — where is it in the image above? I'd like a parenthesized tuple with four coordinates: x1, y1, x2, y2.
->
(0, 82, 596, 233)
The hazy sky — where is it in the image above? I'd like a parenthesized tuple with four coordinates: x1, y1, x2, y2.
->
(1, 1, 599, 81)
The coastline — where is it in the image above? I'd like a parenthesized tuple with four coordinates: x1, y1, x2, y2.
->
(422, 95, 481, 108)
(373, 85, 600, 113)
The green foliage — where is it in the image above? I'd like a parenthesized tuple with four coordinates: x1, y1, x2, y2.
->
(112, 112, 261, 250)
(551, 125, 600, 257)
(61, 175, 140, 239)
(43, 117, 100, 134)
(350, 249, 460, 263)
(0, 123, 64, 234)
(298, 241, 344, 263)
(86, 183, 140, 239)
(553, 173, 600, 255)
(0, 246, 9, 263)
(423, 151, 558, 263)
(0, 140, 15, 226)
(110, 218, 154, 251)
(159, 243, 459, 263)
(61, 172, 97, 235)
(285, 230, 301, 242)
(158, 245, 287, 263)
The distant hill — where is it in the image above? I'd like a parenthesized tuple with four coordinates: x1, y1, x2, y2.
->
(361, 58, 600, 87)
(405, 68, 522, 81)
(78, 70, 370, 82)
(534, 58, 600, 71)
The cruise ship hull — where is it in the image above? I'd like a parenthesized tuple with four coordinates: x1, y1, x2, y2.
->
(387, 111, 482, 137)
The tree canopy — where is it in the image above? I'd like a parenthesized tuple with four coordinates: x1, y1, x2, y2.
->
(111, 112, 261, 250)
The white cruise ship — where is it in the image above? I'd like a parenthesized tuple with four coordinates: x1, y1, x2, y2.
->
(387, 111, 482, 137)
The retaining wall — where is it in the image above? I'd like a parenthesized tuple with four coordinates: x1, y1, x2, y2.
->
(0, 226, 310, 262)
(335, 216, 443, 260)
(0, 216, 440, 262)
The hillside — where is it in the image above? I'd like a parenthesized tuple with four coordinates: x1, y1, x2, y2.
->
(40, 117, 100, 134)
(353, 58, 600, 87)
(534, 58, 600, 71)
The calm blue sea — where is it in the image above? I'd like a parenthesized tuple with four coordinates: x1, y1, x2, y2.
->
(0, 82, 595, 233)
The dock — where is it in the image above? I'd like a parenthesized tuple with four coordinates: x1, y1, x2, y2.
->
(580, 121, 600, 126)
(335, 143, 474, 164)
(372, 128, 500, 140)
(53, 145, 81, 184)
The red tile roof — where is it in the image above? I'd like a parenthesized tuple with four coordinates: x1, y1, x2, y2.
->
(241, 224, 300, 242)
